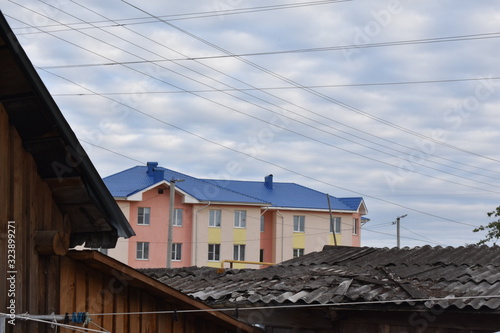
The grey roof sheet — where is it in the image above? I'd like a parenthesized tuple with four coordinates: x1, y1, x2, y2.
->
(142, 245, 500, 311)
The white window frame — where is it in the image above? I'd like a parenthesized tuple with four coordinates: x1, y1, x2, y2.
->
(260, 215, 265, 232)
(233, 244, 246, 261)
(293, 215, 305, 232)
(173, 208, 183, 227)
(330, 217, 341, 234)
(171, 243, 182, 261)
(293, 248, 304, 258)
(353, 218, 359, 235)
(208, 244, 220, 261)
(136, 242, 149, 260)
(234, 210, 247, 228)
(137, 207, 150, 225)
(209, 209, 221, 227)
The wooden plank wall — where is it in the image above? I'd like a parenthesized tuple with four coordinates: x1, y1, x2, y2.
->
(0, 104, 64, 332)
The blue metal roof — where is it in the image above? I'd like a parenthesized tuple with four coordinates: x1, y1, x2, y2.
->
(103, 164, 364, 211)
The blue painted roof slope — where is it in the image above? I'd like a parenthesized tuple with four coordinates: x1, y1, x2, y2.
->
(103, 166, 268, 204)
(201, 179, 356, 211)
(104, 164, 363, 211)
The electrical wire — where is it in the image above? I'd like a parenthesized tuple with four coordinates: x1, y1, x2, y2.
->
(362, 228, 442, 246)
(80, 294, 500, 316)
(122, 3, 499, 165)
(10, 0, 352, 34)
(2, 3, 496, 231)
(8, 2, 500, 188)
(400, 225, 441, 245)
(4, 295, 499, 324)
(16, 0, 493, 171)
(19, 2, 500, 190)
(0, 314, 108, 333)
(46, 75, 500, 89)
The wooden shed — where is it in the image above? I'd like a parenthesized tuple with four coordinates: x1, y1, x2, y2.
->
(0, 11, 260, 333)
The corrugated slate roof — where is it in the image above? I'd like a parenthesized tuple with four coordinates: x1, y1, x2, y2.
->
(104, 164, 363, 211)
(141, 245, 500, 311)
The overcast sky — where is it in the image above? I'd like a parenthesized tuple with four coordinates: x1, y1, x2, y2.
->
(3, 0, 500, 248)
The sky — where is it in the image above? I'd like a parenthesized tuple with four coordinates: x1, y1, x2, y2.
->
(2, 0, 500, 248)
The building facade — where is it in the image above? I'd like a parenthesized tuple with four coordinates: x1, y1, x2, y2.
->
(105, 162, 368, 268)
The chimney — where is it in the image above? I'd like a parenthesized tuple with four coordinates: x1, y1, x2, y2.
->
(147, 162, 158, 175)
(264, 174, 273, 189)
(146, 162, 164, 182)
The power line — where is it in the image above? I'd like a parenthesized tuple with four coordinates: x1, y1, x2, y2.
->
(3, 295, 499, 322)
(21, 2, 500, 189)
(46, 75, 500, 88)
(10, 0, 352, 34)
(400, 225, 440, 245)
(362, 228, 442, 246)
(120, 1, 500, 166)
(9, 2, 500, 185)
(3, 1, 496, 228)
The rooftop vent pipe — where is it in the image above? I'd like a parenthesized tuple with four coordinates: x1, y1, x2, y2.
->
(264, 174, 273, 189)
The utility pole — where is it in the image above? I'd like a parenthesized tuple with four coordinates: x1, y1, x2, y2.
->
(326, 194, 338, 246)
(393, 214, 407, 248)
(167, 178, 184, 268)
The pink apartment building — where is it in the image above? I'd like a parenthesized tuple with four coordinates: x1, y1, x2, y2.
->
(104, 162, 368, 269)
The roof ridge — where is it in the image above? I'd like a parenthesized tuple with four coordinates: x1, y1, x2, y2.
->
(103, 165, 143, 180)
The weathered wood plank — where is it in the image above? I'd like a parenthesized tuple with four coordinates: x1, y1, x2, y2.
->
(59, 256, 76, 312)
(157, 311, 171, 333)
(87, 267, 104, 329)
(113, 278, 127, 333)
(128, 288, 141, 332)
(11, 121, 28, 332)
(140, 292, 156, 333)
(0, 104, 9, 323)
(101, 275, 114, 333)
(172, 312, 185, 333)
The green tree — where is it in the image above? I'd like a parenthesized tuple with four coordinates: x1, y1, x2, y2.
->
(473, 205, 500, 245)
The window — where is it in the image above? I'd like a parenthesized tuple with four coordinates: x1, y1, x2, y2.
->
(136, 242, 149, 260)
(209, 210, 221, 227)
(234, 210, 247, 228)
(260, 216, 265, 232)
(173, 208, 183, 226)
(293, 215, 305, 232)
(293, 248, 304, 258)
(330, 217, 341, 234)
(260, 249, 264, 262)
(171, 243, 182, 261)
(137, 207, 150, 225)
(353, 218, 359, 235)
(233, 244, 246, 261)
(208, 244, 220, 261)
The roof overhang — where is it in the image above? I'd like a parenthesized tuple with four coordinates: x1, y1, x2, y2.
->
(0, 12, 135, 247)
